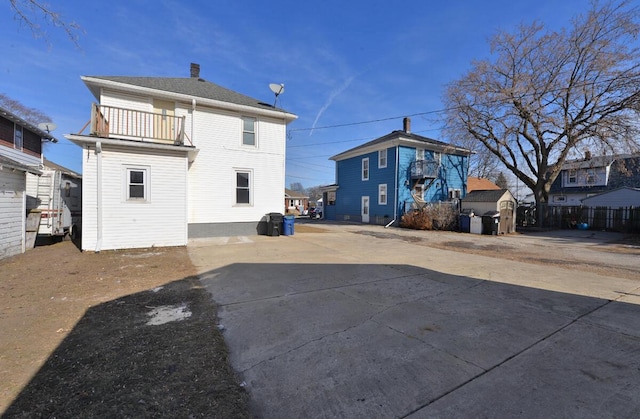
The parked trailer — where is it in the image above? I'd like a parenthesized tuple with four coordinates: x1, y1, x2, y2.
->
(26, 159, 82, 240)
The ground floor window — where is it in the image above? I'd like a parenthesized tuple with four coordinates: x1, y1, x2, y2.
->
(125, 167, 149, 201)
(235, 170, 252, 205)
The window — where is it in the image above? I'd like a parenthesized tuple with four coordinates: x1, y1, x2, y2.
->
(448, 189, 461, 199)
(586, 169, 596, 184)
(568, 170, 577, 184)
(378, 184, 387, 205)
(14, 125, 23, 150)
(416, 148, 424, 161)
(126, 168, 148, 201)
(378, 149, 387, 168)
(236, 170, 251, 204)
(554, 196, 567, 202)
(362, 158, 369, 181)
(242, 117, 256, 146)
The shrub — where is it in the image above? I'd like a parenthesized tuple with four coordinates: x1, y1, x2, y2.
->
(400, 204, 458, 231)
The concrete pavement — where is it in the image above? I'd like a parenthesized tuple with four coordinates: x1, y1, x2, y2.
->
(188, 224, 640, 418)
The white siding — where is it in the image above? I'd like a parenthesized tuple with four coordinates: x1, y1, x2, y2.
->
(81, 144, 188, 251)
(0, 144, 40, 167)
(582, 188, 640, 207)
(187, 107, 286, 224)
(0, 169, 26, 259)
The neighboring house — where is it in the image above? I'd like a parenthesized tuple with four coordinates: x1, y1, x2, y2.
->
(467, 177, 500, 193)
(581, 187, 640, 207)
(461, 189, 517, 234)
(325, 118, 473, 225)
(548, 152, 640, 206)
(284, 188, 309, 215)
(0, 106, 57, 259)
(26, 158, 82, 240)
(65, 63, 297, 251)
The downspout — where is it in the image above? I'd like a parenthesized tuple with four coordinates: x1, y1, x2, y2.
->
(191, 99, 196, 145)
(385, 145, 399, 228)
(95, 141, 102, 252)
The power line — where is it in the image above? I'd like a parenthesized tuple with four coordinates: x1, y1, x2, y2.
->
(289, 109, 445, 133)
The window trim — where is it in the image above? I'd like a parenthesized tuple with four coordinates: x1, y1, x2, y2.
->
(241, 116, 257, 147)
(378, 149, 387, 168)
(378, 183, 387, 205)
(235, 169, 253, 206)
(124, 166, 149, 202)
(362, 157, 369, 181)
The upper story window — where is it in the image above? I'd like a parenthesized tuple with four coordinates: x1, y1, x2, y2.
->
(362, 158, 369, 181)
(586, 169, 596, 184)
(567, 170, 577, 184)
(14, 125, 23, 150)
(416, 148, 424, 161)
(242, 116, 256, 146)
(378, 149, 387, 168)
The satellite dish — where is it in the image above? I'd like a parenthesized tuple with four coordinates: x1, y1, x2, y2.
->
(38, 122, 57, 133)
(269, 83, 285, 106)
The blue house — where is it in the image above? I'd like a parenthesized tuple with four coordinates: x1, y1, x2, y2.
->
(322, 118, 473, 225)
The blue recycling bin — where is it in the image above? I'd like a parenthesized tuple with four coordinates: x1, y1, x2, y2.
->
(283, 215, 295, 236)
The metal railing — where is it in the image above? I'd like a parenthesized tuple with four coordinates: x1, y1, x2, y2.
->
(90, 103, 188, 145)
(410, 159, 439, 178)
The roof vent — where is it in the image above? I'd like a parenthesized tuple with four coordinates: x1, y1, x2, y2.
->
(190, 63, 200, 78)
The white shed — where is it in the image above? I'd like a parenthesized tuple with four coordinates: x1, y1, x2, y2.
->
(461, 189, 517, 234)
(581, 187, 640, 207)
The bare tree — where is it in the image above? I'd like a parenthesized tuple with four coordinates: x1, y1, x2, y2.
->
(0, 92, 52, 125)
(443, 0, 640, 224)
(8, 0, 82, 47)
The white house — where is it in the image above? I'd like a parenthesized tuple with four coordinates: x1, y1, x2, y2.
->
(65, 63, 297, 251)
(0, 106, 57, 259)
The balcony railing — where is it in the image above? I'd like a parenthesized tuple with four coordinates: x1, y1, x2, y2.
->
(90, 103, 189, 145)
(410, 159, 439, 179)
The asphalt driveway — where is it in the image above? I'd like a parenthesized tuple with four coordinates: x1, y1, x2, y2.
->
(187, 224, 640, 418)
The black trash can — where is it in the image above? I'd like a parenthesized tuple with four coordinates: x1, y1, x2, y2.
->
(481, 211, 500, 235)
(267, 212, 283, 236)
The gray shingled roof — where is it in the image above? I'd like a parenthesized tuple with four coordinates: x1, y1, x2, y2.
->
(463, 189, 510, 202)
(331, 130, 472, 160)
(86, 76, 290, 113)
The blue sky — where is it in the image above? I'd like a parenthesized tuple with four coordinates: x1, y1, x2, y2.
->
(1, 0, 590, 188)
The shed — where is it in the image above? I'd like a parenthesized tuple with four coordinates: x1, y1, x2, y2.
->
(461, 189, 516, 234)
(581, 187, 640, 207)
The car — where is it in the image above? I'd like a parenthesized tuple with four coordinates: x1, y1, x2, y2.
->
(308, 207, 322, 219)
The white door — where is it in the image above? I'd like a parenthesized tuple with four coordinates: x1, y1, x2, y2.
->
(361, 196, 370, 223)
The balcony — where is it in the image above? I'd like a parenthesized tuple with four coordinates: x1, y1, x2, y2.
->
(89, 103, 190, 146)
(410, 159, 439, 179)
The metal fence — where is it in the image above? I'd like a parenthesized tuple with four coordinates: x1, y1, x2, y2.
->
(518, 204, 640, 233)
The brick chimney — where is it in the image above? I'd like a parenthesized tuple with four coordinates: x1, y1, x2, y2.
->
(190, 63, 200, 78)
(403, 117, 411, 133)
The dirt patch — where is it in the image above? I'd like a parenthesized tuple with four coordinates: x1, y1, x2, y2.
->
(0, 240, 249, 418)
(294, 224, 328, 233)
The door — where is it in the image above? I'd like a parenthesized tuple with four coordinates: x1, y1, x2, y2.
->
(361, 196, 370, 223)
(153, 99, 175, 141)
